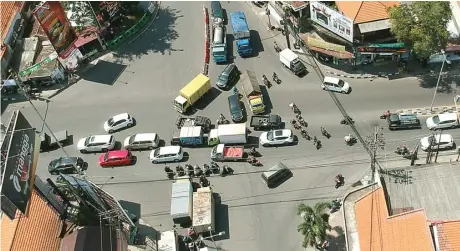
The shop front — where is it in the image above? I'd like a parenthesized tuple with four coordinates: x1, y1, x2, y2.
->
(302, 36, 354, 66)
(356, 43, 408, 66)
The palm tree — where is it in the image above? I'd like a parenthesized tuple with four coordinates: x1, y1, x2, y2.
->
(297, 202, 332, 249)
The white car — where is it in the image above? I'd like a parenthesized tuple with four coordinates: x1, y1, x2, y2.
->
(77, 135, 115, 153)
(260, 129, 294, 147)
(124, 133, 160, 150)
(104, 113, 134, 133)
(321, 76, 350, 94)
(420, 134, 455, 151)
(426, 113, 459, 130)
(149, 146, 184, 164)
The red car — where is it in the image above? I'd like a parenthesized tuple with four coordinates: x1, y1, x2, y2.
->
(99, 150, 133, 167)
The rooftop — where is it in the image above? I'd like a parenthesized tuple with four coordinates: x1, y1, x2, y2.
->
(354, 187, 435, 251)
(432, 220, 460, 251)
(0, 1, 24, 41)
(381, 162, 460, 220)
(1, 189, 63, 251)
(336, 1, 399, 24)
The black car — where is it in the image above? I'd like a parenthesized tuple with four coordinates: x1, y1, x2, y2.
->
(228, 94, 244, 122)
(48, 157, 84, 175)
(216, 64, 239, 89)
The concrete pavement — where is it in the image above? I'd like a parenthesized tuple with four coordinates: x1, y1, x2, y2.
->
(2, 2, 460, 251)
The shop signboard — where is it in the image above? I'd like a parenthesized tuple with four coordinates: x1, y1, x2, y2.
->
(33, 2, 78, 59)
(0, 110, 40, 216)
(358, 46, 407, 53)
(310, 1, 353, 43)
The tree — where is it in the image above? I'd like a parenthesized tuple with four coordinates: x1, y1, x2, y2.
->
(297, 202, 332, 249)
(62, 1, 99, 32)
(388, 2, 452, 59)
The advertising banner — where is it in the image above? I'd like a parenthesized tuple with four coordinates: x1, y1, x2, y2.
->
(310, 1, 353, 43)
(0, 110, 40, 215)
(34, 2, 78, 59)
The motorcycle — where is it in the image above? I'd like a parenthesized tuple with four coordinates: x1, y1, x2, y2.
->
(290, 119, 302, 130)
(289, 103, 301, 114)
(247, 156, 262, 166)
(217, 114, 230, 125)
(199, 175, 210, 187)
(272, 73, 281, 84)
(185, 164, 194, 177)
(274, 42, 281, 53)
(340, 116, 355, 125)
(395, 146, 409, 155)
(203, 164, 212, 176)
(330, 198, 342, 213)
(321, 127, 331, 139)
(211, 161, 220, 174)
(380, 110, 391, 119)
(335, 174, 344, 189)
(344, 134, 357, 145)
(248, 147, 260, 157)
(165, 166, 175, 180)
(262, 75, 272, 88)
(233, 87, 242, 99)
(220, 165, 234, 177)
(300, 129, 311, 140)
(176, 165, 185, 177)
(194, 165, 203, 177)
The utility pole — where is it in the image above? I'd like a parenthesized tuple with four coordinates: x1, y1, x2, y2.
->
(434, 129, 443, 163)
(265, 5, 272, 31)
(282, 5, 291, 49)
(426, 131, 436, 164)
(366, 126, 385, 182)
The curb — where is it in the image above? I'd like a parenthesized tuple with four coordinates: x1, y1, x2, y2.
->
(325, 70, 401, 79)
(396, 106, 459, 116)
(202, 6, 210, 76)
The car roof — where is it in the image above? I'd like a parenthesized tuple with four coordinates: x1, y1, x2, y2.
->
(112, 113, 129, 122)
(222, 64, 235, 74)
(433, 134, 453, 142)
(58, 157, 78, 165)
(90, 135, 112, 143)
(159, 146, 181, 154)
(107, 150, 129, 159)
(133, 133, 157, 141)
(324, 76, 340, 84)
(274, 129, 291, 136)
(263, 162, 288, 177)
(437, 113, 457, 121)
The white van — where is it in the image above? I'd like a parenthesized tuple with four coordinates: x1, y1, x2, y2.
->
(149, 146, 184, 164)
(426, 113, 459, 130)
(321, 76, 350, 94)
(124, 133, 160, 150)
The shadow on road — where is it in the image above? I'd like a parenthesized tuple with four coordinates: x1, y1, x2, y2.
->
(226, 33, 235, 64)
(82, 60, 128, 85)
(418, 70, 459, 94)
(250, 30, 264, 57)
(193, 87, 222, 112)
(214, 203, 230, 240)
(259, 85, 273, 114)
(327, 226, 346, 251)
(112, 6, 183, 62)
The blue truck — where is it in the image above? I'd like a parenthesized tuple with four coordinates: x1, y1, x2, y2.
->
(229, 11, 252, 57)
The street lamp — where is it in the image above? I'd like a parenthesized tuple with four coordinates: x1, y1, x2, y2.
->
(430, 50, 451, 111)
(201, 226, 225, 251)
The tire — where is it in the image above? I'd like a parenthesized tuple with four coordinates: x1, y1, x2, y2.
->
(341, 90, 346, 94)
(174, 159, 180, 162)
(153, 161, 158, 164)
(109, 129, 114, 133)
(80, 150, 87, 154)
(148, 146, 154, 150)
(102, 148, 108, 152)
(50, 171, 57, 175)
(125, 147, 131, 151)
(283, 142, 290, 146)
(263, 143, 269, 147)
(127, 123, 133, 127)
(451, 125, 457, 129)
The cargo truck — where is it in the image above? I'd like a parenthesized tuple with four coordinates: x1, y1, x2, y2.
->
(170, 177, 193, 226)
(170, 126, 205, 147)
(230, 11, 252, 57)
(192, 187, 216, 234)
(211, 144, 246, 162)
(212, 25, 227, 63)
(174, 74, 211, 113)
(279, 48, 306, 76)
(241, 70, 265, 114)
(208, 123, 247, 146)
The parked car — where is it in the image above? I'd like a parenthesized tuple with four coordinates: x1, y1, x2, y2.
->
(99, 150, 133, 167)
(104, 113, 135, 133)
(216, 64, 239, 89)
(77, 135, 115, 153)
(420, 134, 455, 151)
(124, 133, 160, 150)
(228, 94, 244, 122)
(149, 146, 184, 164)
(48, 157, 84, 175)
(426, 113, 459, 130)
(259, 129, 294, 147)
(321, 76, 350, 94)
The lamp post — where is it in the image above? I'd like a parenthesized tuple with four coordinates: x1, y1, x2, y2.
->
(199, 226, 225, 251)
(430, 50, 451, 111)
(265, 5, 272, 31)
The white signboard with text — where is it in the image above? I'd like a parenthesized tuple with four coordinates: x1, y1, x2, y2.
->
(310, 1, 354, 42)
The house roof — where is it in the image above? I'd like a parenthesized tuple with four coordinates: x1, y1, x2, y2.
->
(0, 1, 24, 41)
(75, 26, 99, 48)
(336, 1, 399, 24)
(433, 220, 460, 251)
(1, 190, 63, 251)
(354, 187, 435, 251)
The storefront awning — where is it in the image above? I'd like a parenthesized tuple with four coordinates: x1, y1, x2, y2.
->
(358, 19, 391, 33)
(301, 35, 354, 59)
(309, 46, 354, 59)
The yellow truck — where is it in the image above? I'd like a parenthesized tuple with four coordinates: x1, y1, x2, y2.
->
(241, 70, 265, 114)
(174, 74, 211, 113)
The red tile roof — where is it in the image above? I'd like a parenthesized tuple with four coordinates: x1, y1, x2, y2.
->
(0, 1, 25, 41)
(336, 1, 399, 24)
(1, 190, 63, 251)
(75, 26, 99, 48)
(354, 187, 435, 251)
(433, 220, 460, 251)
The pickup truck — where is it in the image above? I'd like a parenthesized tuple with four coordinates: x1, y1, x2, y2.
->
(250, 114, 282, 130)
(40, 130, 69, 152)
(211, 144, 246, 162)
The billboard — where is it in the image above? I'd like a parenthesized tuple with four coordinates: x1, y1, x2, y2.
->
(59, 174, 108, 211)
(33, 2, 78, 59)
(1, 110, 40, 216)
(310, 1, 354, 43)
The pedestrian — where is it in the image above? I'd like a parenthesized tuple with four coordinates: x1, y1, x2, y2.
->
(456, 147, 460, 161)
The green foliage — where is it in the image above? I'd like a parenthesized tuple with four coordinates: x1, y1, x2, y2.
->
(298, 16, 313, 33)
(63, 1, 99, 32)
(296, 202, 332, 249)
(388, 2, 451, 59)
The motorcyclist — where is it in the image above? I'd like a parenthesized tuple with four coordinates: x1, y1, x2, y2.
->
(384, 110, 390, 117)
(262, 74, 268, 82)
(321, 127, 328, 136)
(273, 72, 278, 81)
(335, 174, 343, 184)
(344, 134, 355, 144)
(397, 145, 409, 155)
(249, 147, 258, 156)
(233, 87, 239, 96)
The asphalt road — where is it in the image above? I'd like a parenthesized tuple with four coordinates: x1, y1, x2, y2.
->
(1, 2, 460, 251)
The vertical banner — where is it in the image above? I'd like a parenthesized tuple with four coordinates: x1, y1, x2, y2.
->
(33, 1, 78, 59)
(1, 111, 40, 216)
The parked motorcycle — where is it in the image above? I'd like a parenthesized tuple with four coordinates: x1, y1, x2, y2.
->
(248, 147, 260, 157)
(273, 41, 281, 53)
(185, 164, 194, 177)
(220, 165, 234, 177)
(176, 165, 185, 177)
(194, 165, 203, 177)
(290, 119, 302, 130)
(272, 72, 281, 84)
(210, 161, 220, 174)
(199, 175, 210, 187)
(300, 129, 311, 140)
(203, 164, 212, 176)
(165, 166, 175, 180)
(395, 145, 409, 155)
(316, 140, 322, 150)
(289, 103, 301, 114)
(330, 198, 342, 213)
(344, 134, 357, 145)
(217, 114, 230, 125)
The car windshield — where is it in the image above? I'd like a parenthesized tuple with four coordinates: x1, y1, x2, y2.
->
(153, 149, 160, 157)
(54, 158, 63, 168)
(103, 153, 110, 161)
(219, 74, 229, 81)
(266, 132, 274, 141)
(108, 118, 115, 126)
(85, 137, 92, 145)
(129, 135, 136, 144)
(338, 80, 345, 87)
(432, 115, 440, 124)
